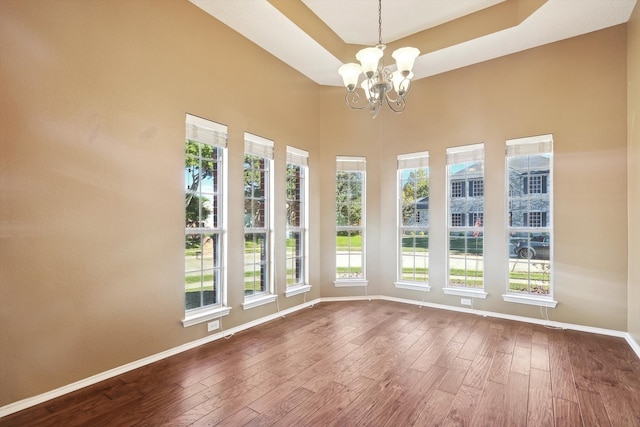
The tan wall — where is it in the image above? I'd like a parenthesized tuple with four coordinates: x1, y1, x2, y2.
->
(0, 0, 632, 410)
(628, 4, 640, 344)
(0, 0, 321, 406)
(319, 25, 628, 330)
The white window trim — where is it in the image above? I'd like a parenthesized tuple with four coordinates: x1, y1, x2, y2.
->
(244, 132, 275, 300)
(443, 287, 488, 299)
(286, 146, 309, 290)
(182, 306, 231, 328)
(334, 279, 369, 287)
(285, 284, 312, 297)
(395, 282, 431, 292)
(242, 293, 277, 310)
(502, 293, 557, 308)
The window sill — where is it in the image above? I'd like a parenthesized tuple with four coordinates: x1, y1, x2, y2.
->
(242, 293, 277, 310)
(334, 279, 369, 287)
(443, 288, 488, 299)
(182, 306, 231, 328)
(285, 284, 312, 298)
(394, 282, 431, 292)
(502, 293, 557, 308)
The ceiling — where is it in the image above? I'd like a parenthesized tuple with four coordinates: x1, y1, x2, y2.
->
(190, 0, 637, 87)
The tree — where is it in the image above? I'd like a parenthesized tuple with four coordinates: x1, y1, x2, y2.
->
(336, 171, 363, 234)
(401, 168, 429, 225)
(185, 140, 217, 209)
(286, 164, 301, 227)
(185, 195, 211, 228)
(243, 154, 266, 228)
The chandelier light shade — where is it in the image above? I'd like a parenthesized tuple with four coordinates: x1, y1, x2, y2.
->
(338, 0, 420, 118)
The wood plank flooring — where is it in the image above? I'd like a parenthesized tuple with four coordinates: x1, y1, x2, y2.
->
(2, 300, 640, 426)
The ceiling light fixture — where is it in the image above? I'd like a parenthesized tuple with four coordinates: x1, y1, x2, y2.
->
(338, 0, 420, 119)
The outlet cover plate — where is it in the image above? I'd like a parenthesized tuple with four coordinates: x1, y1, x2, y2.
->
(207, 320, 220, 332)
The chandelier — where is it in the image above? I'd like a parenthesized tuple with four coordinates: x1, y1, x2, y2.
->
(338, 0, 420, 118)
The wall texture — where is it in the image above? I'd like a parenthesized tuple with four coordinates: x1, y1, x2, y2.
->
(0, 0, 634, 411)
(0, 0, 320, 407)
(628, 4, 640, 346)
(319, 25, 629, 330)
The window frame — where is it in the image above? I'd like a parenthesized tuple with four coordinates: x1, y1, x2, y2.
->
(444, 143, 487, 299)
(285, 146, 311, 297)
(395, 151, 431, 291)
(504, 134, 557, 308)
(242, 132, 276, 310)
(334, 156, 368, 287)
(182, 114, 231, 327)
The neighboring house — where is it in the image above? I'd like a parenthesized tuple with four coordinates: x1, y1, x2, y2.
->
(449, 162, 485, 227)
(508, 156, 551, 228)
(415, 196, 430, 227)
(429, 159, 551, 228)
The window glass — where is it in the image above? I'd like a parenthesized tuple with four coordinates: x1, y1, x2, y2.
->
(446, 144, 484, 289)
(184, 114, 226, 311)
(286, 146, 308, 287)
(397, 152, 430, 284)
(507, 135, 553, 295)
(336, 157, 366, 280)
(244, 133, 274, 298)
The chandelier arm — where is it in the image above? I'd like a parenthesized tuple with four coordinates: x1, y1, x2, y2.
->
(370, 99, 382, 119)
(384, 92, 406, 114)
(399, 77, 413, 98)
(344, 91, 371, 110)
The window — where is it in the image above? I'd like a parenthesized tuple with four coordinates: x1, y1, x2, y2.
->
(451, 181, 464, 198)
(526, 175, 546, 194)
(335, 156, 366, 284)
(505, 134, 555, 307)
(525, 211, 547, 228)
(183, 114, 230, 326)
(446, 144, 485, 296)
(243, 133, 275, 307)
(285, 146, 310, 297)
(470, 179, 484, 197)
(396, 151, 430, 289)
(451, 213, 465, 227)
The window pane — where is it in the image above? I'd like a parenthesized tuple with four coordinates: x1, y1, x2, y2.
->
(400, 230, 429, 282)
(244, 232, 267, 296)
(286, 164, 302, 227)
(336, 230, 363, 279)
(508, 232, 551, 294)
(286, 231, 303, 285)
(336, 171, 363, 227)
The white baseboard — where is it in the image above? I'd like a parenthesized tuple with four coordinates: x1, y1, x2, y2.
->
(2, 295, 638, 419)
(626, 332, 640, 359)
(0, 299, 319, 419)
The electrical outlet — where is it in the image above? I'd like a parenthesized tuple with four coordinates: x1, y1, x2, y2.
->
(207, 320, 220, 332)
(461, 298, 472, 306)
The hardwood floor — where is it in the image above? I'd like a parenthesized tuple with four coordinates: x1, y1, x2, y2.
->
(2, 300, 640, 426)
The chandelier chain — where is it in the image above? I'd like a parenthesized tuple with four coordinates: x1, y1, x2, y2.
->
(378, 0, 382, 45)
